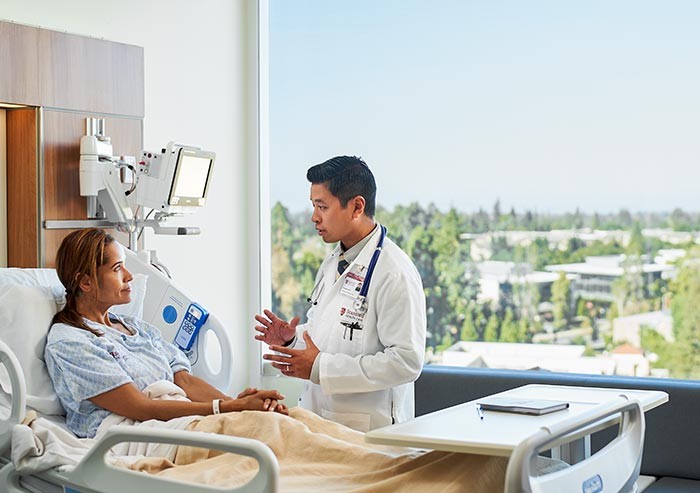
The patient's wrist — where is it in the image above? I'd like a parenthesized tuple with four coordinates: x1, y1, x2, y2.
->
(221, 399, 242, 413)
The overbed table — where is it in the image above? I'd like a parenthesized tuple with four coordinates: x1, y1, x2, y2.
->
(365, 384, 668, 462)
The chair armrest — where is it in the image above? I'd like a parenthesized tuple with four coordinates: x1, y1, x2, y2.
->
(68, 425, 279, 493)
(0, 340, 27, 454)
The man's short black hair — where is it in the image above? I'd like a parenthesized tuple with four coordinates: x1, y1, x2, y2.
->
(306, 156, 377, 217)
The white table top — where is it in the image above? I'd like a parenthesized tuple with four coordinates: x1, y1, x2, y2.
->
(365, 384, 668, 456)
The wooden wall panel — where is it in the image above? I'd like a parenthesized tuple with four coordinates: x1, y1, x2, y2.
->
(3, 22, 144, 267)
(0, 22, 41, 106)
(0, 20, 144, 117)
(6, 108, 39, 267)
(42, 110, 142, 267)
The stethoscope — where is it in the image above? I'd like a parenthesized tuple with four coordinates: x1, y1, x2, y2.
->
(353, 225, 386, 315)
(307, 225, 387, 316)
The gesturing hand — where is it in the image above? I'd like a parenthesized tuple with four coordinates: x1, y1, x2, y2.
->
(264, 331, 320, 381)
(254, 309, 299, 346)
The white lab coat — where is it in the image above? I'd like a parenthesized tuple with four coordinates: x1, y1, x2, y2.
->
(291, 225, 427, 432)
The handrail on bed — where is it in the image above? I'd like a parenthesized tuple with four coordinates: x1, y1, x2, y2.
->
(505, 396, 645, 493)
(0, 340, 27, 455)
(69, 425, 279, 493)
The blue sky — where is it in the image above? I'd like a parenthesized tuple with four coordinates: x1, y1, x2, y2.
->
(270, 0, 700, 214)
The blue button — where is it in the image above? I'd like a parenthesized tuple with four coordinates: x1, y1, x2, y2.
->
(162, 305, 178, 324)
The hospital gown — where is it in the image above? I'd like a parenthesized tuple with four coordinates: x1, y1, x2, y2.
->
(44, 314, 191, 438)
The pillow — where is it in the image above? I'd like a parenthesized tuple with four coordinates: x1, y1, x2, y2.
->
(0, 285, 64, 415)
(0, 269, 147, 415)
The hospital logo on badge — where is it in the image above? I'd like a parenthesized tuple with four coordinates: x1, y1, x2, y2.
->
(340, 307, 346, 316)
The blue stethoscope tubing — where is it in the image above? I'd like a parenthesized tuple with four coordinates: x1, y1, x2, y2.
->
(353, 225, 387, 313)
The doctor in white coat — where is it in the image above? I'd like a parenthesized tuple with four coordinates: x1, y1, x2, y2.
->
(256, 155, 427, 432)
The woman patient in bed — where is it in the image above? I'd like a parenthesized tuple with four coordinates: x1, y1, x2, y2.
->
(44, 228, 288, 439)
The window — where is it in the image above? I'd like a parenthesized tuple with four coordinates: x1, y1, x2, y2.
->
(268, 1, 700, 379)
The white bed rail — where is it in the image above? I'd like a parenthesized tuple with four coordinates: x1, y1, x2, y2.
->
(0, 340, 27, 455)
(505, 397, 645, 493)
(67, 425, 279, 493)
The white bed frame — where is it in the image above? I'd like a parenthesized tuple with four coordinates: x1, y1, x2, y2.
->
(0, 339, 279, 493)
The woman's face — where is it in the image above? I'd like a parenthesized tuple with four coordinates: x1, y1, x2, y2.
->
(93, 242, 133, 307)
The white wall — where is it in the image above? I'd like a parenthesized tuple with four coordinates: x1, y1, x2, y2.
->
(0, 109, 6, 267)
(0, 0, 258, 393)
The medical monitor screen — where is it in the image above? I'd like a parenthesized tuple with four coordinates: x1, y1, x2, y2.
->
(169, 152, 214, 206)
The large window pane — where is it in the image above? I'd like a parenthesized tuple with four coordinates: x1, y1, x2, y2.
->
(269, 1, 700, 379)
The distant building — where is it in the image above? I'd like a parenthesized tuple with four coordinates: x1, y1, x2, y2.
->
(440, 341, 617, 375)
(461, 228, 693, 262)
(613, 311, 673, 347)
(439, 340, 660, 377)
(473, 261, 563, 305)
(610, 343, 650, 377)
(642, 229, 698, 246)
(655, 248, 686, 266)
(544, 255, 675, 303)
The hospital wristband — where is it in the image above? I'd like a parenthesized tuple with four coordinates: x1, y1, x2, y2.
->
(212, 398, 222, 415)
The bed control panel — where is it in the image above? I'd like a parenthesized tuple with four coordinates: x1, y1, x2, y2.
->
(174, 302, 209, 351)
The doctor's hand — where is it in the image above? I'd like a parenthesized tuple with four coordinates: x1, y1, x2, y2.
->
(254, 309, 299, 346)
(264, 331, 320, 381)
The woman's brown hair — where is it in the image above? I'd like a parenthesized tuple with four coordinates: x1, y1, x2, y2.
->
(51, 228, 116, 335)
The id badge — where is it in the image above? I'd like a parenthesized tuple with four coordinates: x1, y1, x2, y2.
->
(340, 264, 366, 298)
(339, 306, 365, 340)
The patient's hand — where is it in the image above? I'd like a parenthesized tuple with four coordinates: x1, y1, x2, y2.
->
(236, 387, 259, 398)
(254, 309, 299, 346)
(224, 389, 289, 415)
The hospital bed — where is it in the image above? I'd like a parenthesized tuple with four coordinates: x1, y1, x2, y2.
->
(0, 264, 646, 492)
(0, 259, 279, 493)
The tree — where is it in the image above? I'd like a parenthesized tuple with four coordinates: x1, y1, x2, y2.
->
(551, 272, 571, 330)
(613, 254, 645, 315)
(436, 331, 454, 353)
(483, 313, 500, 342)
(668, 251, 700, 378)
(626, 221, 645, 256)
(499, 308, 520, 342)
(492, 199, 502, 226)
(460, 304, 479, 341)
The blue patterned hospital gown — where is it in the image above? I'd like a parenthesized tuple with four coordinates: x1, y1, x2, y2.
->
(44, 314, 191, 438)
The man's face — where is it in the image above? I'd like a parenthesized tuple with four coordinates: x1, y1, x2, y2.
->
(309, 183, 355, 244)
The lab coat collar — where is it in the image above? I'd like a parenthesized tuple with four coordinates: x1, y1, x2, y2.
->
(331, 223, 382, 261)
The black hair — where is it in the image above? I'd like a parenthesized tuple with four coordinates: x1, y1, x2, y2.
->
(306, 156, 377, 217)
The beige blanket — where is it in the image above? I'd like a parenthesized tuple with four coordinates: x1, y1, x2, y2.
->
(125, 407, 507, 492)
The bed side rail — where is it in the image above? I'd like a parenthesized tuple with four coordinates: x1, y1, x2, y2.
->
(0, 340, 27, 455)
(505, 397, 644, 493)
(68, 425, 279, 493)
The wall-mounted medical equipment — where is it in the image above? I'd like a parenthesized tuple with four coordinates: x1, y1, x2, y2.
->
(136, 143, 215, 214)
(78, 117, 216, 247)
(75, 117, 217, 356)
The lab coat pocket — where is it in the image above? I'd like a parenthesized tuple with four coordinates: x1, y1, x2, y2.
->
(321, 408, 371, 433)
(337, 320, 365, 356)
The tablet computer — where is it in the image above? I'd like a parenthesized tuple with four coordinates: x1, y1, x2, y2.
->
(476, 397, 569, 416)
